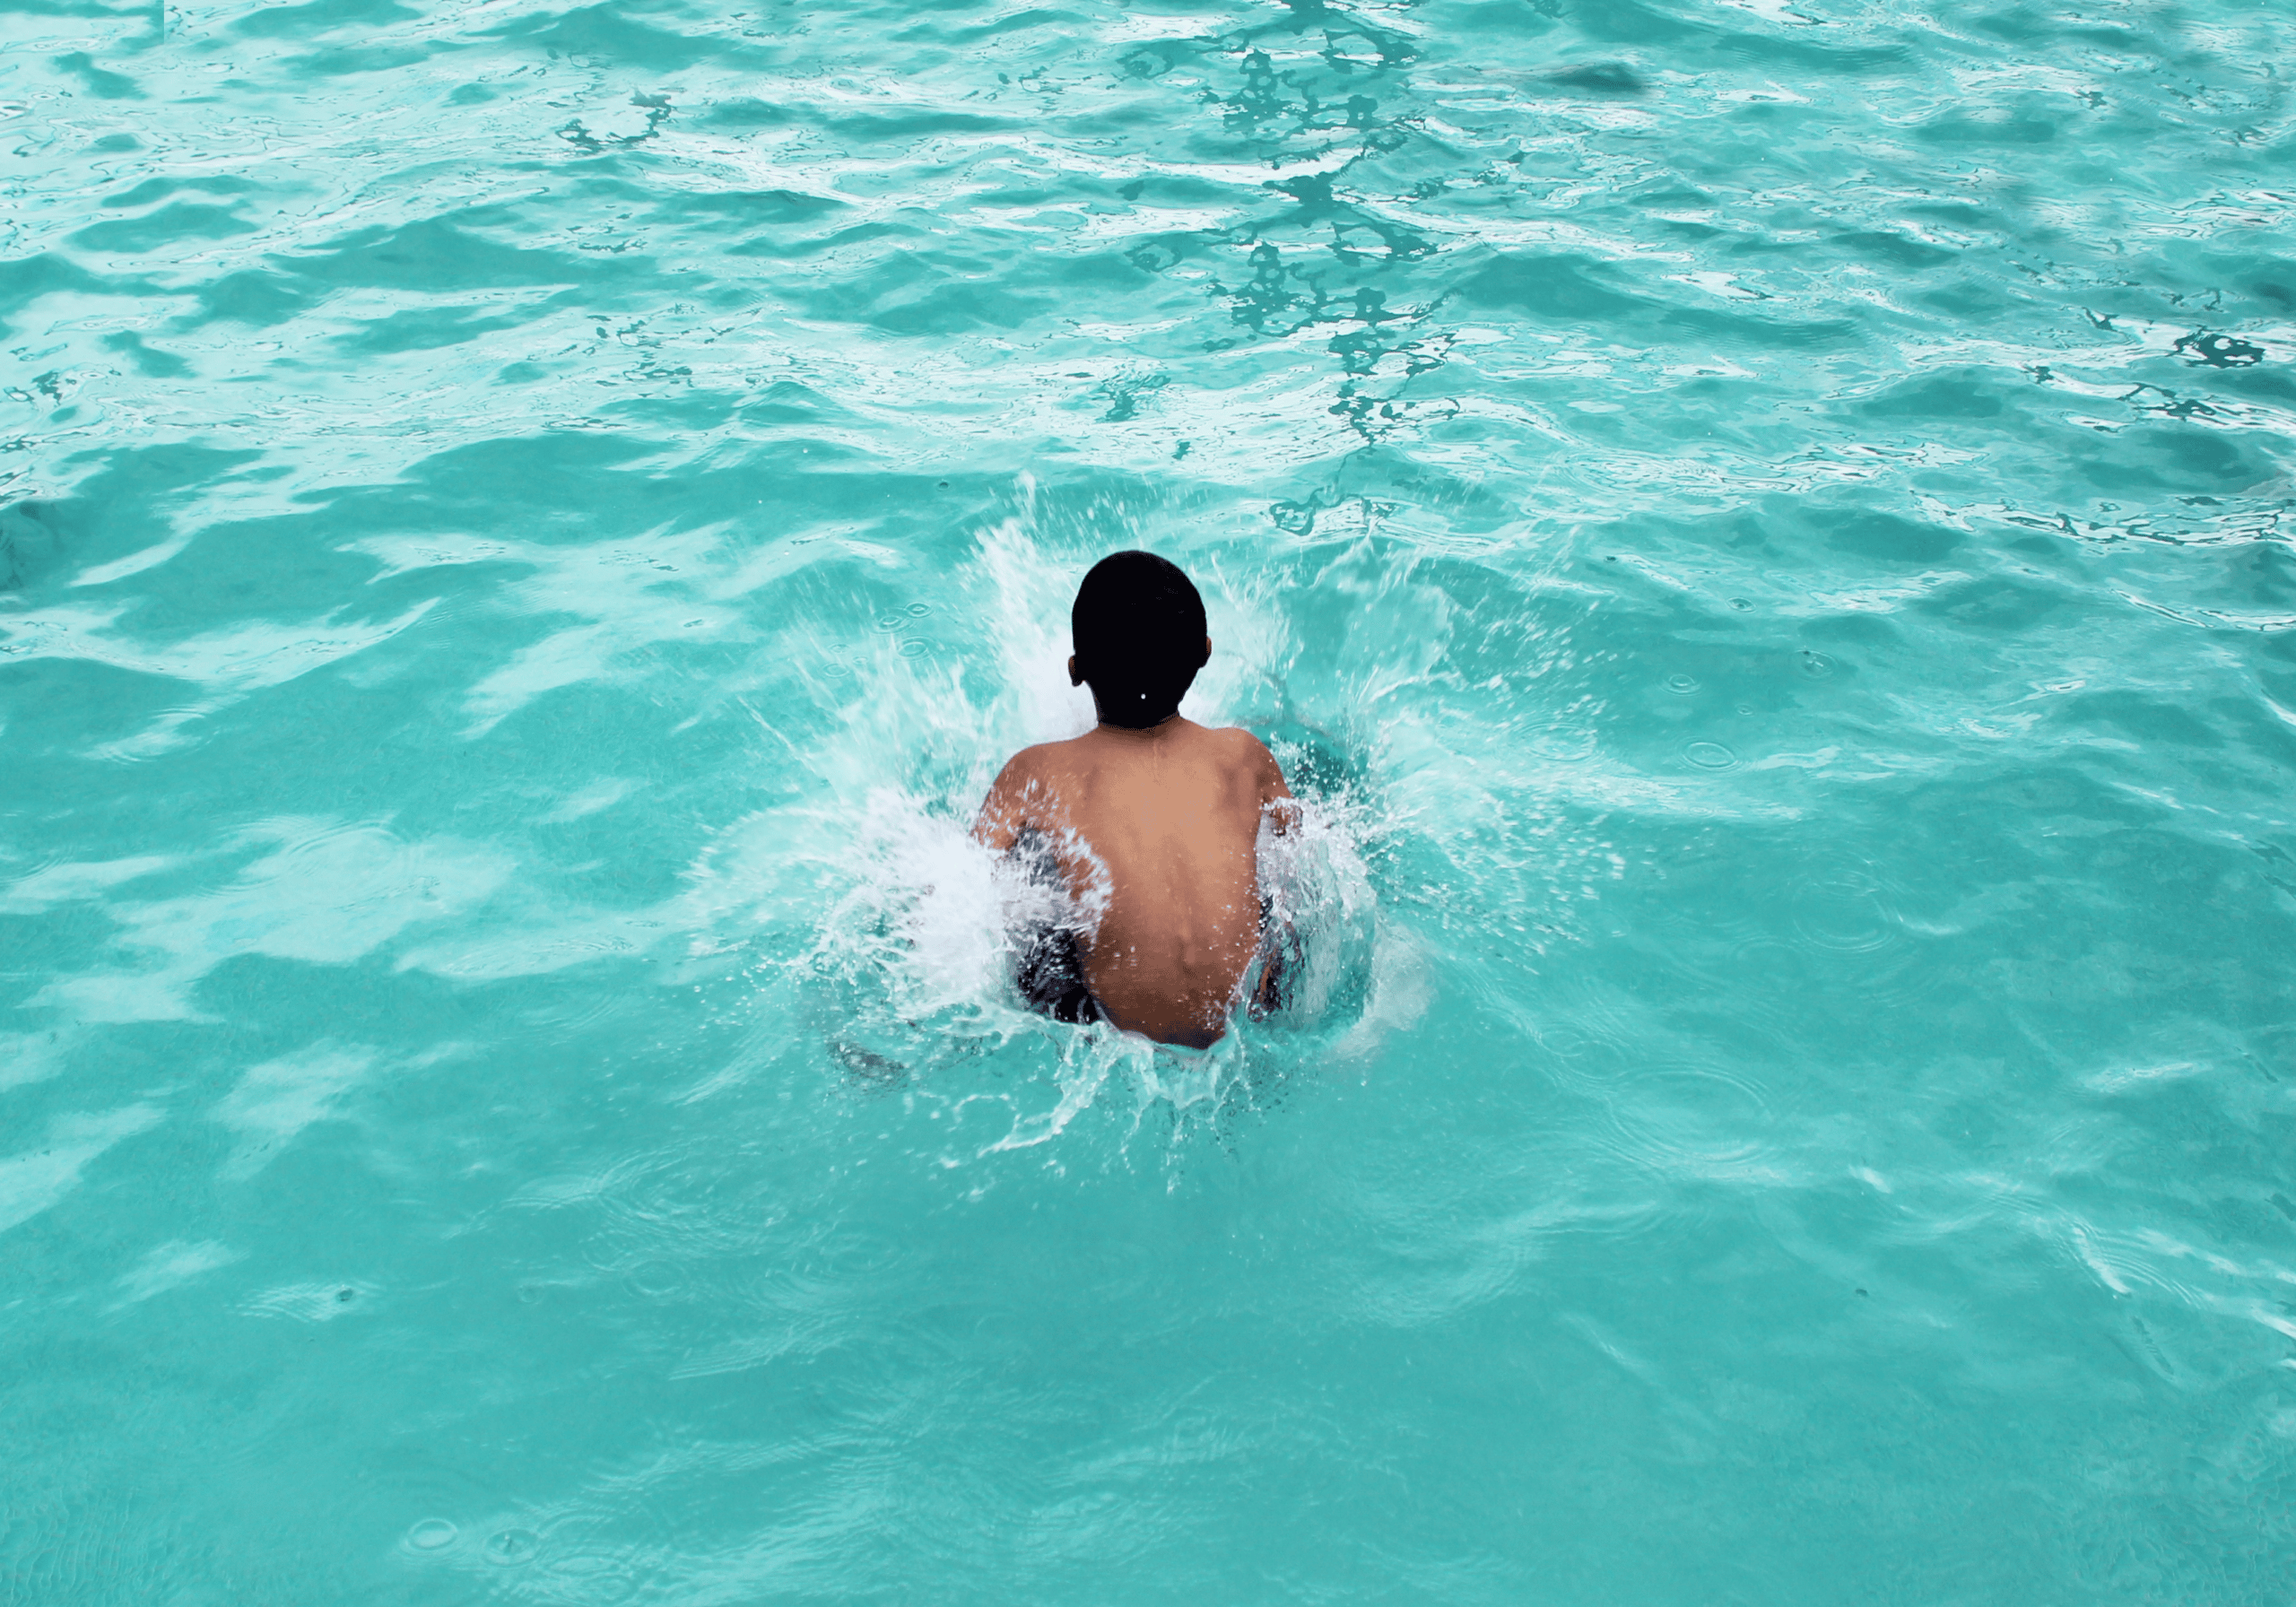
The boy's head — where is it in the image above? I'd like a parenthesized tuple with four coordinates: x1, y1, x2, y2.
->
(1068, 551, 1210, 729)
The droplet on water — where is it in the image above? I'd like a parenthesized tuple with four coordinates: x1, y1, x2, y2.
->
(485, 1528, 540, 1566)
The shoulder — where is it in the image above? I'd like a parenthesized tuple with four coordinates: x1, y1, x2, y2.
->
(1205, 724, 1275, 760)
(990, 742, 1052, 785)
(1205, 724, 1283, 778)
(977, 739, 1083, 845)
(1206, 726, 1292, 810)
(991, 736, 1088, 789)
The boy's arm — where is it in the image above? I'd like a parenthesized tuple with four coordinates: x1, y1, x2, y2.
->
(1254, 736, 1299, 834)
(1249, 735, 1299, 1018)
(971, 749, 1040, 854)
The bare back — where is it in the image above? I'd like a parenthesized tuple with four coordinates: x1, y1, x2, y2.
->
(974, 718, 1293, 1047)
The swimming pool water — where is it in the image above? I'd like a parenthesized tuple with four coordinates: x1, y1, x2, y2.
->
(4, 0, 2295, 1600)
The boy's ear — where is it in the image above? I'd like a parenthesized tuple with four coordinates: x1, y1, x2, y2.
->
(1067, 654, 1082, 687)
(1199, 636, 1213, 668)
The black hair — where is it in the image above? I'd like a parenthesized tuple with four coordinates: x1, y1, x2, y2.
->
(1071, 551, 1208, 730)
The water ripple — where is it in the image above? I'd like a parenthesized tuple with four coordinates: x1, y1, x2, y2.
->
(5, 0, 2296, 1602)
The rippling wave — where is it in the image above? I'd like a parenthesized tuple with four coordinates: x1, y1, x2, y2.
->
(4, 0, 2294, 1600)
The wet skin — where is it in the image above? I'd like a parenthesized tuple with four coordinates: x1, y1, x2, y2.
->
(973, 648, 1294, 1047)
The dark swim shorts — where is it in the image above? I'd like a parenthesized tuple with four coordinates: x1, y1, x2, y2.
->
(1015, 922, 1101, 1025)
(1007, 829, 1102, 1025)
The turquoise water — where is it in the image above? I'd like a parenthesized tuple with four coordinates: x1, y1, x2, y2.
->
(5, 0, 2296, 1598)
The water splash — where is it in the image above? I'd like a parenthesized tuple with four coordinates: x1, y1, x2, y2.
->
(785, 508, 1395, 1151)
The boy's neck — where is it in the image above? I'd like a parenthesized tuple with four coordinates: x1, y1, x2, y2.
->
(1092, 712, 1187, 739)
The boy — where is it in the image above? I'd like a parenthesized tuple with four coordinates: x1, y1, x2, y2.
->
(972, 552, 1295, 1048)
